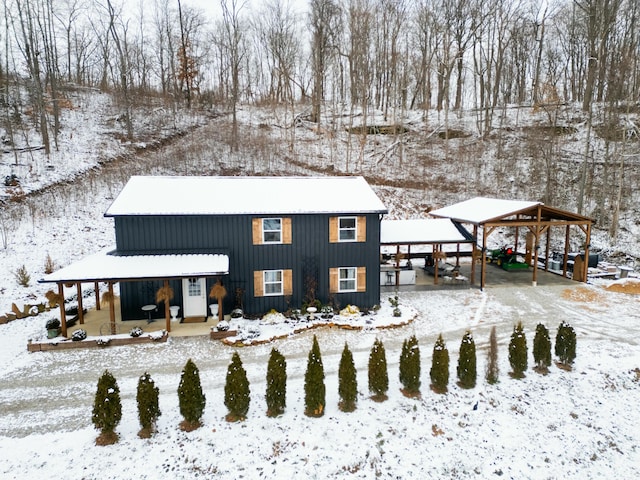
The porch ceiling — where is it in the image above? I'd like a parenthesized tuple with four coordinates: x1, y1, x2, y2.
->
(38, 248, 229, 284)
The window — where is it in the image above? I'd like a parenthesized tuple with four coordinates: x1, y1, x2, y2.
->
(329, 267, 366, 293)
(338, 217, 357, 242)
(262, 218, 282, 243)
(264, 270, 283, 296)
(338, 267, 357, 292)
(253, 218, 292, 244)
(254, 269, 293, 297)
(329, 216, 366, 243)
(187, 278, 202, 297)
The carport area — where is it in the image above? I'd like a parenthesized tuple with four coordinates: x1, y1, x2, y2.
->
(429, 197, 594, 289)
(380, 218, 476, 288)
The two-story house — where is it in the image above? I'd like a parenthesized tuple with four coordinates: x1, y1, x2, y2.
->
(43, 176, 388, 324)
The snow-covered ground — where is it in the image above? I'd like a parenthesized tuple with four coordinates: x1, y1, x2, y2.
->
(0, 279, 639, 479)
(1, 99, 639, 479)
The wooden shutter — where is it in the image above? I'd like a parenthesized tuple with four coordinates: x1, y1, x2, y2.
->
(356, 216, 367, 242)
(357, 266, 366, 292)
(283, 218, 292, 244)
(329, 267, 339, 293)
(283, 269, 293, 295)
(252, 218, 262, 245)
(253, 270, 264, 297)
(329, 217, 338, 243)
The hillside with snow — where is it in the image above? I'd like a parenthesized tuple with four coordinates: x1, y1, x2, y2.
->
(0, 92, 639, 479)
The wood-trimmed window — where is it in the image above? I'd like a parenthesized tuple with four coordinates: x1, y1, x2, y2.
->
(329, 267, 366, 293)
(254, 269, 293, 297)
(329, 216, 366, 243)
(253, 218, 292, 245)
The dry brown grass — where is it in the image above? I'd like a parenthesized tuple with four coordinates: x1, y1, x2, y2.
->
(561, 287, 606, 303)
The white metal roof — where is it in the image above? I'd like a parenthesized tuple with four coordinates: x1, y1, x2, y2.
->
(105, 176, 388, 216)
(380, 219, 473, 245)
(39, 249, 229, 283)
(429, 197, 541, 224)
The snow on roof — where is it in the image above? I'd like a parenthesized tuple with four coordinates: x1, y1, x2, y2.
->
(39, 249, 229, 283)
(380, 219, 473, 244)
(429, 197, 541, 224)
(105, 176, 388, 216)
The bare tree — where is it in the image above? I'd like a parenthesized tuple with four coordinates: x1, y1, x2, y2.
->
(309, 0, 341, 126)
(220, 0, 248, 152)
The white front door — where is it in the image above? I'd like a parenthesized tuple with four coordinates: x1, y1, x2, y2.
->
(182, 277, 207, 318)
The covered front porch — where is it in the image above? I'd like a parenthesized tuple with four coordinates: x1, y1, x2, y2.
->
(38, 248, 230, 338)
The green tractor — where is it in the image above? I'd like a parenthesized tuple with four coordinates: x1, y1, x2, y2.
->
(487, 246, 530, 271)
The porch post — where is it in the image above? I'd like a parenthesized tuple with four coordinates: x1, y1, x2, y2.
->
(76, 282, 84, 324)
(164, 279, 171, 333)
(58, 283, 67, 337)
(94, 281, 101, 310)
(108, 282, 116, 335)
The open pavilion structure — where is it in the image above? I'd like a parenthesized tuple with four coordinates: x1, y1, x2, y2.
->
(380, 218, 475, 285)
(429, 197, 594, 289)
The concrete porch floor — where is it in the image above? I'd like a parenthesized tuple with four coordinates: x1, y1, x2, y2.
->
(381, 259, 576, 294)
(67, 297, 226, 338)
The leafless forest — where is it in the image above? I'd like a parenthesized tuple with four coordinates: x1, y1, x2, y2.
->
(1, 0, 639, 254)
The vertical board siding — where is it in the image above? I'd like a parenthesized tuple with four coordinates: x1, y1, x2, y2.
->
(114, 212, 381, 317)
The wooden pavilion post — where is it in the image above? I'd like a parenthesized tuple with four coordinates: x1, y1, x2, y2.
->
(76, 282, 84, 324)
(108, 282, 116, 335)
(164, 279, 171, 333)
(94, 281, 101, 311)
(395, 244, 401, 287)
(471, 225, 478, 285)
(582, 223, 592, 283)
(434, 245, 439, 285)
(544, 226, 551, 272)
(481, 225, 487, 290)
(532, 205, 542, 286)
(58, 283, 67, 338)
(562, 225, 571, 278)
(514, 216, 520, 252)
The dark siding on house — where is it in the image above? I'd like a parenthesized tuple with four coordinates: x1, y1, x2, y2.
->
(114, 212, 382, 319)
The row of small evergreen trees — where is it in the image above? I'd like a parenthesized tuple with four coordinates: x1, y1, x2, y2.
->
(91, 321, 576, 444)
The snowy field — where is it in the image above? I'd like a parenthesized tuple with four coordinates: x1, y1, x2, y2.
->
(0, 279, 639, 479)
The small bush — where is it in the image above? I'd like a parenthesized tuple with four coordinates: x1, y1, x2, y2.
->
(457, 330, 477, 389)
(265, 348, 287, 417)
(130, 327, 143, 337)
(368, 338, 389, 401)
(45, 318, 61, 330)
(399, 335, 421, 396)
(533, 323, 552, 372)
(92, 370, 122, 445)
(177, 359, 206, 430)
(486, 326, 499, 384)
(555, 321, 577, 366)
(304, 335, 325, 417)
(13, 265, 30, 287)
(137, 372, 161, 438)
(508, 322, 528, 378)
(44, 254, 56, 274)
(430, 334, 449, 393)
(224, 352, 251, 422)
(72, 329, 87, 341)
(338, 343, 358, 411)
